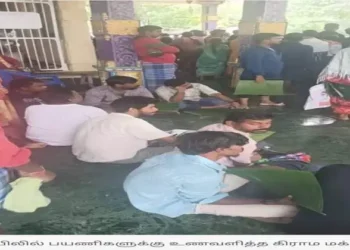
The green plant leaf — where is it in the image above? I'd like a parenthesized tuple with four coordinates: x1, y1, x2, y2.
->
(234, 80, 285, 96)
(226, 168, 324, 213)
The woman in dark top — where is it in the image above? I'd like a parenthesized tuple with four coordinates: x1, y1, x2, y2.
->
(277, 33, 315, 108)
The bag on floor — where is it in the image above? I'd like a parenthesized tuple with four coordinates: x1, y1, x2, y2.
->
(304, 84, 331, 110)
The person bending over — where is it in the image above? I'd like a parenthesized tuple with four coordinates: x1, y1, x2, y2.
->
(239, 33, 285, 108)
(73, 96, 174, 164)
(199, 110, 272, 166)
(25, 87, 107, 146)
(156, 78, 239, 111)
(124, 131, 298, 222)
(84, 75, 153, 110)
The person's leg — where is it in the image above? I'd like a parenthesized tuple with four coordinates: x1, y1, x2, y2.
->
(198, 97, 230, 109)
(239, 97, 249, 109)
(178, 101, 201, 111)
(260, 96, 285, 106)
(115, 146, 175, 164)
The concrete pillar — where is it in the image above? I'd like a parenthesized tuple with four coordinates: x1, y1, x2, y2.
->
(239, 0, 288, 36)
(201, 4, 219, 31)
(238, 0, 288, 50)
(89, 0, 142, 85)
(55, 1, 97, 72)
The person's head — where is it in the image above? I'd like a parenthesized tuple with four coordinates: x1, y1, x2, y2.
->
(106, 75, 139, 90)
(160, 33, 170, 37)
(210, 29, 226, 38)
(284, 33, 304, 43)
(177, 131, 248, 160)
(38, 86, 80, 105)
(223, 110, 273, 133)
(182, 32, 193, 38)
(110, 96, 158, 117)
(160, 36, 173, 45)
(9, 78, 47, 94)
(324, 23, 339, 32)
(191, 30, 206, 37)
(345, 28, 350, 36)
(164, 78, 190, 89)
(252, 33, 283, 46)
(302, 30, 319, 38)
(137, 25, 162, 38)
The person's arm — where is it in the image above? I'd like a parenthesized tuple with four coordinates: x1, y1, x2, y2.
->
(246, 49, 265, 82)
(169, 85, 189, 103)
(126, 118, 172, 142)
(198, 84, 237, 105)
(145, 42, 179, 54)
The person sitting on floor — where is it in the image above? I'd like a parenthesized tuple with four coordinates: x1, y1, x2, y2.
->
(25, 87, 107, 146)
(0, 125, 56, 203)
(199, 110, 272, 167)
(84, 75, 153, 110)
(124, 131, 298, 222)
(7, 78, 48, 119)
(155, 78, 239, 111)
(72, 96, 175, 164)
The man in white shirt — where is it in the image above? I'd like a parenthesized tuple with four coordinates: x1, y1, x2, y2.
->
(301, 30, 329, 53)
(84, 76, 154, 110)
(155, 78, 239, 110)
(25, 88, 107, 146)
(73, 96, 174, 163)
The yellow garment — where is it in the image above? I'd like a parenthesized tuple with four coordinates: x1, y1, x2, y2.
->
(3, 177, 50, 213)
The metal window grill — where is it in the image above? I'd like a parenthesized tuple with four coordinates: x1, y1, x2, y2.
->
(0, 0, 67, 71)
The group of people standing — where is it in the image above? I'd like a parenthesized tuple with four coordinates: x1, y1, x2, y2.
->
(133, 23, 350, 111)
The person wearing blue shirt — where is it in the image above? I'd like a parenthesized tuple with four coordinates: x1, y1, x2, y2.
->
(124, 131, 298, 223)
(239, 33, 284, 108)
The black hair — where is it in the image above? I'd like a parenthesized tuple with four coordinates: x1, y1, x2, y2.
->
(138, 25, 162, 34)
(191, 30, 206, 37)
(164, 78, 186, 87)
(303, 30, 319, 38)
(210, 29, 225, 37)
(252, 33, 281, 45)
(110, 96, 156, 113)
(106, 76, 138, 87)
(177, 131, 248, 155)
(345, 28, 350, 35)
(223, 110, 273, 124)
(8, 78, 44, 91)
(160, 33, 170, 37)
(160, 36, 173, 45)
(38, 86, 73, 104)
(284, 33, 304, 43)
(182, 32, 193, 38)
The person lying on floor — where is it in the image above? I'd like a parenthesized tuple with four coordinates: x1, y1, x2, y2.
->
(0, 125, 55, 204)
(25, 87, 107, 146)
(73, 96, 175, 164)
(124, 131, 298, 223)
(199, 110, 272, 167)
(200, 110, 313, 171)
(84, 75, 154, 110)
(155, 78, 239, 111)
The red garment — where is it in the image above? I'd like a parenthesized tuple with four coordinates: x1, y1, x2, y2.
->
(133, 37, 179, 63)
(0, 126, 31, 167)
(0, 55, 21, 69)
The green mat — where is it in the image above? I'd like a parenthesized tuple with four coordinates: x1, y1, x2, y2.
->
(251, 131, 275, 142)
(234, 80, 284, 96)
(227, 168, 324, 213)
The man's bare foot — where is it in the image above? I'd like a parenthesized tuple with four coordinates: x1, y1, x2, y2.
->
(260, 101, 285, 107)
(338, 114, 349, 121)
